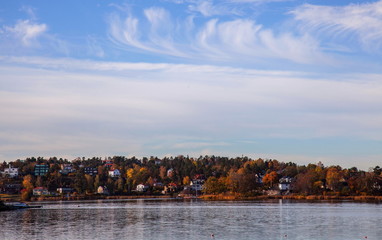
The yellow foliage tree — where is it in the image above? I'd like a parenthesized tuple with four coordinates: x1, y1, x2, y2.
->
(262, 171, 278, 188)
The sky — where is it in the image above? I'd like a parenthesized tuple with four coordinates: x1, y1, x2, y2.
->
(1, 0, 382, 170)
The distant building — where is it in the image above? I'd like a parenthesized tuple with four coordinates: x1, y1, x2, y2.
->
(167, 168, 174, 177)
(0, 183, 22, 194)
(190, 179, 204, 192)
(59, 164, 75, 175)
(34, 164, 49, 176)
(97, 186, 109, 195)
(136, 184, 149, 192)
(3, 165, 18, 178)
(108, 169, 121, 178)
(57, 187, 74, 194)
(278, 177, 293, 191)
(33, 187, 50, 196)
(84, 167, 98, 176)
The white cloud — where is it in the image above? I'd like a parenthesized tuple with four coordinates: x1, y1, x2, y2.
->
(4, 19, 47, 47)
(1, 57, 382, 160)
(291, 1, 382, 51)
(107, 9, 326, 64)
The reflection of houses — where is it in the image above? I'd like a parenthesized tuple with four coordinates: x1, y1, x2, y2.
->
(34, 164, 49, 176)
(278, 177, 293, 191)
(3, 165, 19, 178)
(108, 169, 121, 178)
(84, 167, 98, 176)
(33, 187, 50, 196)
(136, 184, 149, 192)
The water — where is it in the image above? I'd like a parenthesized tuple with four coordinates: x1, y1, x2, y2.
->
(1, 199, 381, 240)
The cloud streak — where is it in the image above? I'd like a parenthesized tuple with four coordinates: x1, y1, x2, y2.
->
(291, 1, 382, 51)
(107, 7, 325, 64)
(1, 56, 382, 166)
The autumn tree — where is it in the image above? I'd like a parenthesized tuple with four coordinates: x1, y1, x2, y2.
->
(203, 176, 227, 194)
(262, 171, 279, 188)
(21, 175, 34, 201)
(326, 166, 343, 191)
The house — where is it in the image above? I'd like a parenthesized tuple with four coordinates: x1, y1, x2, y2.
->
(162, 183, 178, 194)
(190, 179, 204, 192)
(59, 164, 75, 175)
(3, 165, 18, 178)
(0, 183, 22, 194)
(84, 167, 98, 176)
(57, 187, 74, 194)
(33, 187, 50, 196)
(34, 164, 49, 176)
(278, 177, 293, 191)
(136, 184, 149, 192)
(108, 169, 121, 178)
(167, 168, 174, 177)
(97, 186, 109, 195)
(154, 159, 162, 165)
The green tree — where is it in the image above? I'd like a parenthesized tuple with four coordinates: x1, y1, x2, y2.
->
(203, 176, 227, 194)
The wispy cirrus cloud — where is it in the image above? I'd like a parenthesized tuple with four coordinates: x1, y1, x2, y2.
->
(291, 1, 382, 51)
(107, 6, 325, 64)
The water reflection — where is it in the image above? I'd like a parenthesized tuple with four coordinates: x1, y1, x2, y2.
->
(1, 200, 381, 240)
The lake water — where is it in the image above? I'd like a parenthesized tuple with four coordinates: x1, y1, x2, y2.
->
(1, 199, 381, 240)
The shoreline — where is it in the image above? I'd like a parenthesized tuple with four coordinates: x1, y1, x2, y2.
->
(199, 194, 382, 202)
(15, 194, 382, 203)
(3, 193, 382, 203)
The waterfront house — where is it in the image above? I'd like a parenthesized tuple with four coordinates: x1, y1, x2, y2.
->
(136, 184, 149, 192)
(278, 177, 293, 191)
(33, 187, 50, 196)
(190, 179, 204, 192)
(162, 182, 178, 194)
(97, 186, 109, 195)
(57, 187, 74, 194)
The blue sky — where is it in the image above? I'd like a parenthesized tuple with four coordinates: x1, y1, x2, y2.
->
(1, 0, 382, 169)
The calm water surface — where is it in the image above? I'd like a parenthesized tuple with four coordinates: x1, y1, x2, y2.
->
(1, 199, 381, 240)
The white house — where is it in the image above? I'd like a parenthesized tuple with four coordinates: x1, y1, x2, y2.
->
(108, 169, 121, 178)
(33, 187, 50, 196)
(3, 165, 18, 178)
(136, 184, 149, 192)
(278, 177, 293, 191)
(190, 179, 204, 191)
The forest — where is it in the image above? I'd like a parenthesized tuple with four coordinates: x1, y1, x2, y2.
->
(1, 155, 382, 201)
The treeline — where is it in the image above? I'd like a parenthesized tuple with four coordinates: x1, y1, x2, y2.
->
(1, 155, 382, 200)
